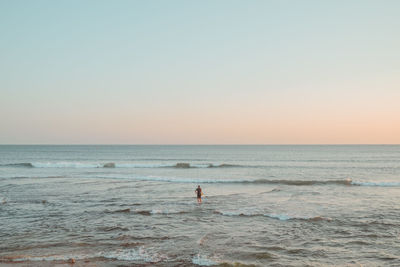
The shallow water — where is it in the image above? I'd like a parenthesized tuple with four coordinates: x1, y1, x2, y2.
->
(0, 145, 400, 266)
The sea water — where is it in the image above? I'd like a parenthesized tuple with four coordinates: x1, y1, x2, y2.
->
(0, 145, 399, 266)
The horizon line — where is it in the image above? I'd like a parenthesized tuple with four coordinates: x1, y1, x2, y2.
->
(1, 144, 399, 146)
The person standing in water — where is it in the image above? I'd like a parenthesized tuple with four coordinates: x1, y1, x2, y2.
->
(195, 185, 203, 204)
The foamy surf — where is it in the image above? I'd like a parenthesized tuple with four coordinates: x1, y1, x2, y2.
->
(0, 162, 243, 169)
(31, 162, 103, 168)
(192, 254, 218, 266)
(215, 210, 331, 222)
(1, 248, 167, 264)
(89, 175, 400, 187)
(265, 214, 332, 221)
(5, 169, 398, 188)
(0, 253, 88, 262)
(149, 209, 187, 215)
(350, 181, 400, 187)
(99, 247, 167, 262)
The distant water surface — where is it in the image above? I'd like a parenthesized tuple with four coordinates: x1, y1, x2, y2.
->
(0, 145, 400, 266)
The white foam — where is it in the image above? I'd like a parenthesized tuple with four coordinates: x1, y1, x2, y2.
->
(115, 163, 171, 168)
(100, 247, 166, 262)
(264, 214, 331, 221)
(216, 207, 263, 217)
(148, 208, 187, 215)
(30, 162, 172, 168)
(114, 163, 225, 168)
(31, 162, 102, 168)
(351, 181, 400, 187)
(5, 248, 166, 263)
(151, 209, 173, 215)
(91, 174, 249, 184)
(27, 162, 237, 169)
(219, 211, 243, 216)
(217, 210, 258, 217)
(6, 254, 87, 262)
(92, 175, 400, 187)
(265, 214, 292, 221)
(191, 164, 213, 168)
(192, 254, 218, 266)
(216, 210, 330, 222)
(133, 176, 248, 184)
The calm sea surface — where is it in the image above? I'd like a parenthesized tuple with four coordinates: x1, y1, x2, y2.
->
(0, 145, 399, 266)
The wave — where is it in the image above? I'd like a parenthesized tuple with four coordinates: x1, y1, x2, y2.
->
(100, 247, 168, 262)
(106, 208, 131, 213)
(98, 226, 129, 232)
(107, 208, 326, 221)
(193, 254, 268, 266)
(0, 162, 242, 169)
(134, 209, 188, 216)
(0, 247, 167, 263)
(5, 169, 397, 188)
(207, 163, 239, 168)
(214, 210, 332, 221)
(0, 163, 34, 168)
(0, 254, 88, 263)
(350, 181, 400, 187)
(250, 179, 353, 186)
(107, 209, 187, 216)
(172, 163, 244, 168)
(0, 175, 67, 180)
(89, 175, 400, 187)
(128, 176, 350, 186)
(258, 188, 281, 194)
(266, 214, 332, 222)
(34, 162, 103, 168)
(192, 254, 218, 266)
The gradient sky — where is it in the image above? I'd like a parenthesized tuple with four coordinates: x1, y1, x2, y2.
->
(1, 0, 399, 144)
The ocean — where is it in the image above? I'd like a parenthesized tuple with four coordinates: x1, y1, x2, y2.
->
(0, 145, 399, 266)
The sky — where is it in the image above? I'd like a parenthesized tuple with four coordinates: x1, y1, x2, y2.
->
(1, 0, 399, 144)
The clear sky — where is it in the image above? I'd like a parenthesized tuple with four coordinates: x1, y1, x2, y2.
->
(1, 0, 399, 144)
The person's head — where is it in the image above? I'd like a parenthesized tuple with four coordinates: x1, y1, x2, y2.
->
(197, 185, 200, 188)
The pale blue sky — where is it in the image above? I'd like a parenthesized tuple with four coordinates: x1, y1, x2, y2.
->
(1, 0, 399, 144)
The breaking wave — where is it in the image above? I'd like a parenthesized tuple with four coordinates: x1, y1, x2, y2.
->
(214, 210, 332, 221)
(106, 208, 328, 221)
(105, 208, 188, 216)
(0, 247, 167, 263)
(350, 181, 400, 187)
(0, 175, 67, 180)
(100, 247, 168, 262)
(4, 169, 397, 188)
(0, 162, 242, 169)
(249, 179, 354, 186)
(0, 163, 34, 168)
(89, 175, 400, 187)
(192, 254, 218, 266)
(31, 162, 102, 168)
(266, 214, 332, 221)
(135, 209, 188, 216)
(0, 253, 88, 263)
